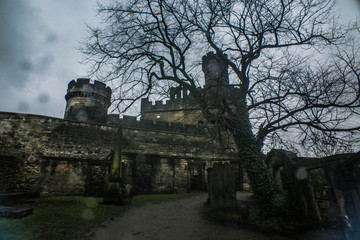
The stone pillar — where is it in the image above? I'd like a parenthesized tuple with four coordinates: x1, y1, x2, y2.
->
(153, 158, 174, 193)
(208, 163, 237, 209)
(174, 158, 188, 193)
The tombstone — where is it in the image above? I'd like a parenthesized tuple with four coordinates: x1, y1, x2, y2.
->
(208, 163, 237, 209)
(103, 131, 128, 205)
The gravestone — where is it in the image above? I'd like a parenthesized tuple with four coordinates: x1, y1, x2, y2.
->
(0, 193, 33, 218)
(208, 163, 237, 209)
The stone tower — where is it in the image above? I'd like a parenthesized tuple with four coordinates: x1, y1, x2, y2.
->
(64, 78, 112, 123)
(202, 52, 229, 88)
(202, 52, 232, 108)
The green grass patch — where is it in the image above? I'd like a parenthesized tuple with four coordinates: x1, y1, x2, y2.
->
(0, 196, 127, 240)
(0, 193, 195, 240)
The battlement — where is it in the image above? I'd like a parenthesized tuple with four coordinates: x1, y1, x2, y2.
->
(141, 86, 199, 114)
(106, 114, 205, 135)
(65, 78, 112, 103)
(64, 78, 112, 123)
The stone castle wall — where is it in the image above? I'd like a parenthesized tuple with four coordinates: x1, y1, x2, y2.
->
(0, 112, 116, 196)
(0, 111, 239, 197)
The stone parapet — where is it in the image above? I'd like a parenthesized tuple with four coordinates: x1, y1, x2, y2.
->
(140, 89, 198, 113)
(65, 78, 111, 102)
(107, 114, 205, 136)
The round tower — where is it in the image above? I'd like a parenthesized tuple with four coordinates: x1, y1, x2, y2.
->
(64, 78, 112, 123)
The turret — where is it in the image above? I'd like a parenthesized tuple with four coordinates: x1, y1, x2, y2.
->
(64, 78, 112, 123)
(202, 52, 229, 88)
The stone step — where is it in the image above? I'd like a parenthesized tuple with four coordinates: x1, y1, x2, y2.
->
(0, 192, 28, 206)
(0, 206, 33, 218)
(0, 192, 38, 206)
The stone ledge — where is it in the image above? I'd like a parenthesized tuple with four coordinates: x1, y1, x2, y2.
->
(0, 206, 33, 218)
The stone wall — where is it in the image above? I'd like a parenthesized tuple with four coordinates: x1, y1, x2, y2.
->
(121, 126, 235, 160)
(141, 109, 203, 125)
(266, 149, 360, 232)
(0, 111, 239, 197)
(140, 94, 203, 125)
(308, 168, 336, 224)
(0, 155, 24, 193)
(173, 159, 189, 193)
(0, 112, 116, 196)
(39, 159, 88, 196)
(120, 155, 231, 195)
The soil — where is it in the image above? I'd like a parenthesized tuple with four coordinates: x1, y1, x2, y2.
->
(87, 192, 344, 240)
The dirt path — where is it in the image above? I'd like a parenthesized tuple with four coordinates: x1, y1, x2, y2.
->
(89, 193, 343, 240)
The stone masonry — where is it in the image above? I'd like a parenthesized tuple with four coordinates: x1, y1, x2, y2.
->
(0, 110, 239, 197)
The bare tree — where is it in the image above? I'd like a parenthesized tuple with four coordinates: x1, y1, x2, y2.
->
(82, 0, 359, 205)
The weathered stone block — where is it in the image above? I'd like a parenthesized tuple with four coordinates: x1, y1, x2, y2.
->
(208, 163, 237, 209)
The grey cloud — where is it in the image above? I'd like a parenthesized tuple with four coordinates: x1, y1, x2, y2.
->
(47, 33, 57, 43)
(0, 0, 54, 90)
(0, 0, 109, 116)
(17, 101, 30, 112)
(0, 0, 37, 88)
(37, 92, 50, 104)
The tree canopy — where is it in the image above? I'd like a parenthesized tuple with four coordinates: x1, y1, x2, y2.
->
(83, 0, 359, 156)
(81, 0, 360, 210)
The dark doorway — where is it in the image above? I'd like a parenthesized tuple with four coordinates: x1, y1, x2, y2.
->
(189, 164, 205, 190)
(132, 163, 152, 194)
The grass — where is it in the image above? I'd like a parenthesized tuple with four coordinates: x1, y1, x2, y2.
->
(0, 193, 195, 240)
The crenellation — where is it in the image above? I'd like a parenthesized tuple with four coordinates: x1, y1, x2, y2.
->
(65, 79, 112, 100)
(141, 93, 197, 113)
(107, 114, 120, 124)
(105, 113, 206, 136)
(122, 115, 137, 122)
(64, 78, 112, 123)
(169, 87, 177, 100)
(67, 79, 76, 89)
(94, 80, 106, 88)
(76, 78, 90, 84)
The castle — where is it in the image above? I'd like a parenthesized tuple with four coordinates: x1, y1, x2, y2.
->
(0, 52, 241, 197)
(1, 52, 359, 232)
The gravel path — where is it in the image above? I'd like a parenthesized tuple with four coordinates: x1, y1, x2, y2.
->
(89, 193, 343, 240)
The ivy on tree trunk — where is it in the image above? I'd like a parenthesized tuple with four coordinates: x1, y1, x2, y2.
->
(233, 101, 280, 206)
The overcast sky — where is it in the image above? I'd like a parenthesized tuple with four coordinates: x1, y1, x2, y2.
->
(0, 0, 359, 119)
